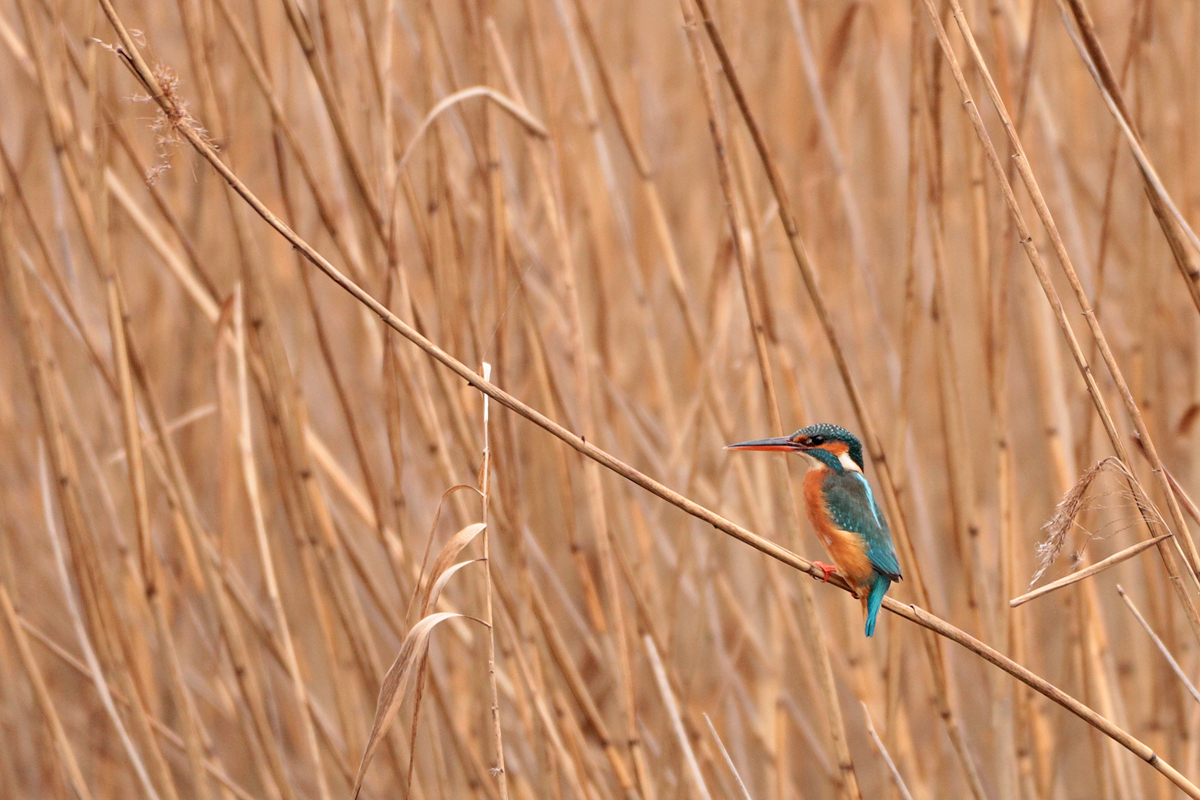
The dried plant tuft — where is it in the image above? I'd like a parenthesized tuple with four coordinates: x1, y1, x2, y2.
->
(137, 63, 213, 184)
(1030, 457, 1166, 588)
(95, 37, 214, 184)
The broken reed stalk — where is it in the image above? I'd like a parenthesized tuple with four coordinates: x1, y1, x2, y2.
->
(1010, 535, 1170, 608)
(90, 4, 1200, 794)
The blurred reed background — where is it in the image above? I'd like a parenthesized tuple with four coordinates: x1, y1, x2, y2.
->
(2, 0, 1200, 798)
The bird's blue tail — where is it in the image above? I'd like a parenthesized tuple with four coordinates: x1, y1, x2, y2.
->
(864, 575, 891, 637)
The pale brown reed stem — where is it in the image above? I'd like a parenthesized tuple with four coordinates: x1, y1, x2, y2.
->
(472, 17, 651, 800)
(567, 0, 704, 359)
(1117, 585, 1200, 707)
(889, 2, 925, 766)
(679, 3, 862, 799)
(645, 633, 713, 800)
(479, 5, 509, 380)
(0, 584, 97, 800)
(687, 2, 989, 795)
(551, 0, 679, 438)
(16, 613, 257, 800)
(213, 0, 371, 282)
(480, 363, 511, 800)
(11, 4, 200, 798)
(860, 702, 915, 800)
(703, 713, 754, 800)
(995, 6, 1125, 794)
(4, 227, 204, 800)
(936, 7, 1179, 791)
(495, 14, 653, 796)
(925, 116, 984, 635)
(233, 287, 333, 800)
(1010, 535, 1171, 608)
(278, 0, 385, 238)
(93, 6, 1200, 794)
(38, 445, 163, 800)
(975, 9, 1051, 791)
(542, 3, 788, 652)
(917, 0, 1200, 647)
(196, 14, 402, 777)
(256, 28, 398, 747)
(0, 214, 95, 800)
(1057, 0, 1200, 316)
(783, 0, 898, 388)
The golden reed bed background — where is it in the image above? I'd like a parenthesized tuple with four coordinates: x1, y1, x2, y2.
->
(2, 0, 1200, 798)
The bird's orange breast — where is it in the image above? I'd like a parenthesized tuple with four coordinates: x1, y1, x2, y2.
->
(802, 469, 875, 589)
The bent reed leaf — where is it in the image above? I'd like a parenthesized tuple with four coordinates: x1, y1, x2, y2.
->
(351, 611, 466, 799)
(420, 522, 487, 616)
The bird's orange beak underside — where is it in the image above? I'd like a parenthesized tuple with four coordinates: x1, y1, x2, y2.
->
(724, 436, 799, 452)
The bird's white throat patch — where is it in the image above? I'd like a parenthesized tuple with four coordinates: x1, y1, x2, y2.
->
(800, 450, 863, 474)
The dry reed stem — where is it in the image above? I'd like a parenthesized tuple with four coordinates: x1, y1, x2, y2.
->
(5, 1, 1199, 797)
(17, 613, 258, 800)
(1057, 0, 1200, 309)
(2, 121, 187, 800)
(39, 446, 163, 800)
(941, 0, 1200, 598)
(645, 633, 713, 800)
(502, 9, 652, 792)
(687, 3, 988, 795)
(916, 0, 1200, 652)
(678, 3, 862, 799)
(1011, 534, 1170, 608)
(86, 9, 1200, 793)
(233, 284, 333, 800)
(703, 714, 754, 800)
(479, 362, 512, 800)
(1116, 585, 1200, 707)
(0, 584, 97, 800)
(859, 702, 914, 800)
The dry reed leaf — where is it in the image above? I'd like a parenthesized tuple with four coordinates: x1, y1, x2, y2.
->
(351, 611, 465, 799)
(419, 522, 486, 615)
(424, 559, 483, 616)
(407, 485, 483, 617)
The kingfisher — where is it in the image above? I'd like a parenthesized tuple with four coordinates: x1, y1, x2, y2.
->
(726, 423, 901, 637)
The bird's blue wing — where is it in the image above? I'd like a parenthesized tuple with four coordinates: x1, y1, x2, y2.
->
(823, 471, 902, 581)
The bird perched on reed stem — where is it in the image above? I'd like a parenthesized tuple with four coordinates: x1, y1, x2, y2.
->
(726, 423, 901, 636)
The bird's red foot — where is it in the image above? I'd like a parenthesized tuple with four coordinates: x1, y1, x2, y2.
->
(813, 561, 838, 583)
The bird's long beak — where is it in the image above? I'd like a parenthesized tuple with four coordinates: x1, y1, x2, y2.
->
(724, 436, 799, 452)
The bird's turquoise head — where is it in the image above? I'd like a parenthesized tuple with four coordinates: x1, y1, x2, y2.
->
(725, 423, 865, 473)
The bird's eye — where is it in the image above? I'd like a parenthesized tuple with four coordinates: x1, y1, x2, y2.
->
(808, 435, 825, 446)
